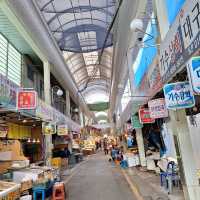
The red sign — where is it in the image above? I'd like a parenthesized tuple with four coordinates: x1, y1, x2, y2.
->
(17, 90, 37, 110)
(139, 108, 155, 124)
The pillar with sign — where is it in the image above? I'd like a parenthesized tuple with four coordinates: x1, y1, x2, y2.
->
(163, 82, 200, 199)
(168, 110, 200, 200)
(136, 128, 146, 167)
(43, 61, 52, 165)
(65, 90, 71, 117)
(131, 115, 146, 167)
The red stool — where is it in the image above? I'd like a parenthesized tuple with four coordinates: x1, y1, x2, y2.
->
(52, 182, 65, 200)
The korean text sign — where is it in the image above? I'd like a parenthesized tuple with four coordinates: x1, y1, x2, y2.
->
(139, 108, 155, 124)
(148, 98, 168, 119)
(17, 90, 37, 110)
(187, 56, 200, 94)
(131, 115, 143, 129)
(159, 0, 200, 83)
(163, 82, 195, 110)
(57, 124, 69, 136)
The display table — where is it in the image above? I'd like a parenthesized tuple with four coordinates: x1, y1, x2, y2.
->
(82, 148, 95, 156)
(0, 181, 20, 199)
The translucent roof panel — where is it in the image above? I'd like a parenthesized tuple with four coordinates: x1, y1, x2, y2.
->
(63, 47, 112, 95)
(36, 0, 117, 53)
(36, 0, 116, 105)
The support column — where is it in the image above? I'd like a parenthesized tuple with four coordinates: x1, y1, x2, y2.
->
(43, 61, 52, 165)
(79, 110, 84, 127)
(136, 128, 146, 167)
(168, 109, 200, 200)
(65, 90, 71, 118)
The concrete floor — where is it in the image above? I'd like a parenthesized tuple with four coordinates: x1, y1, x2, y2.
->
(64, 153, 136, 200)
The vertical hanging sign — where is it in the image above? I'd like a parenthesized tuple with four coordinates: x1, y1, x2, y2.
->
(139, 108, 155, 124)
(131, 115, 143, 129)
(57, 124, 69, 136)
(17, 90, 37, 110)
(187, 56, 200, 94)
(148, 98, 168, 119)
(163, 82, 195, 110)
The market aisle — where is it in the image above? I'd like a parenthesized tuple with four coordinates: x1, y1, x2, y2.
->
(65, 153, 136, 200)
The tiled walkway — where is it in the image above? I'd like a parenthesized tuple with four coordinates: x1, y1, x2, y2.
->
(63, 153, 185, 200)
(64, 153, 135, 200)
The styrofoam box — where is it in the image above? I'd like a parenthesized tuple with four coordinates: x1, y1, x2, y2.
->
(0, 151, 12, 161)
(20, 195, 32, 200)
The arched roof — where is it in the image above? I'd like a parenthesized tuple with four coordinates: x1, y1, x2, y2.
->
(36, 0, 116, 53)
(36, 0, 117, 105)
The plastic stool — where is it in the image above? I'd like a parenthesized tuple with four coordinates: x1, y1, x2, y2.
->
(52, 182, 65, 200)
(33, 188, 46, 200)
(120, 160, 128, 169)
(160, 172, 167, 186)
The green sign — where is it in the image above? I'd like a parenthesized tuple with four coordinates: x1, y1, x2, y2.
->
(88, 102, 109, 111)
(131, 115, 143, 129)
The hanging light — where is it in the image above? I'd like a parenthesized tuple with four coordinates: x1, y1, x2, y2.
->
(36, 138, 40, 143)
(130, 18, 143, 32)
(27, 138, 31, 143)
(22, 119, 27, 123)
(56, 89, 63, 96)
(32, 138, 36, 143)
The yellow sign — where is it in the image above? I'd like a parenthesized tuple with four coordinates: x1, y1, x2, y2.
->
(57, 124, 68, 136)
(42, 122, 56, 135)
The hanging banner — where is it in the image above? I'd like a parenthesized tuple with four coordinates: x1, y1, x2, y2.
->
(159, 0, 200, 83)
(0, 74, 18, 110)
(57, 124, 68, 136)
(187, 56, 200, 94)
(139, 108, 155, 124)
(131, 115, 143, 129)
(163, 82, 195, 110)
(17, 90, 37, 110)
(0, 126, 8, 138)
(148, 98, 168, 119)
(147, 59, 163, 96)
(42, 122, 56, 135)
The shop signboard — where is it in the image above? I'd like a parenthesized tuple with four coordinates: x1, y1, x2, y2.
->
(42, 122, 56, 135)
(131, 115, 143, 129)
(139, 108, 155, 124)
(57, 124, 68, 136)
(0, 126, 8, 138)
(148, 98, 168, 119)
(159, 0, 200, 84)
(187, 56, 200, 94)
(0, 74, 18, 110)
(17, 90, 37, 110)
(163, 82, 195, 110)
(36, 99, 53, 121)
(135, 57, 163, 107)
(36, 99, 81, 132)
(147, 58, 163, 96)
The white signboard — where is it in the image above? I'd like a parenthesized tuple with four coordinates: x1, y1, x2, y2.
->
(57, 124, 68, 136)
(159, 0, 200, 83)
(148, 98, 168, 119)
(187, 56, 200, 94)
(163, 82, 195, 110)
